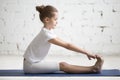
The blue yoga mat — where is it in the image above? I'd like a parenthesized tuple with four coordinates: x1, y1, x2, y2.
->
(0, 69, 119, 77)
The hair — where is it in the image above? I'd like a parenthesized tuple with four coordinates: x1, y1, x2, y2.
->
(36, 5, 58, 22)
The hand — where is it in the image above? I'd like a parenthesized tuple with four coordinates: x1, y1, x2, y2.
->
(86, 53, 96, 60)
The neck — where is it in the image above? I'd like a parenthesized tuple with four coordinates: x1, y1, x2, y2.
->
(44, 24, 52, 30)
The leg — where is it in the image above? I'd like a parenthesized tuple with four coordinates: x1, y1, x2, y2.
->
(60, 62, 94, 73)
(59, 56, 104, 73)
(24, 60, 59, 73)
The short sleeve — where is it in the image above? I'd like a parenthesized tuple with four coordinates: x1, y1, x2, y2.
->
(43, 28, 57, 41)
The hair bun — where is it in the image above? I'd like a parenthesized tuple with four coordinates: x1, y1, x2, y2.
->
(36, 5, 45, 13)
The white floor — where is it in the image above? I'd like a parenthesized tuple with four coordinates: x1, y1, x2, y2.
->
(0, 77, 120, 80)
(0, 55, 120, 80)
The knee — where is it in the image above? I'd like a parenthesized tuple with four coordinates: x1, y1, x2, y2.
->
(59, 62, 69, 72)
(60, 62, 68, 67)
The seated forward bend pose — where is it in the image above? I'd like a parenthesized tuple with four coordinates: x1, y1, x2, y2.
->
(23, 5, 104, 73)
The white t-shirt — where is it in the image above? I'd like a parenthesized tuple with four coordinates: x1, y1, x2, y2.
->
(23, 27, 57, 63)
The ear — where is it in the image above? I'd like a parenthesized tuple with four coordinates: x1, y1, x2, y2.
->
(44, 17, 50, 23)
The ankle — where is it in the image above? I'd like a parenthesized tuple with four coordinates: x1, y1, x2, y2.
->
(92, 66, 100, 73)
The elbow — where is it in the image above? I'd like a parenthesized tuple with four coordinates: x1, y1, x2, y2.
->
(64, 43, 72, 50)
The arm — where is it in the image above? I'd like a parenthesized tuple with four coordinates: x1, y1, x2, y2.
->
(48, 37, 96, 59)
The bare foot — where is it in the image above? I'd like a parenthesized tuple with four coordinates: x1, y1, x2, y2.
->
(92, 55, 104, 73)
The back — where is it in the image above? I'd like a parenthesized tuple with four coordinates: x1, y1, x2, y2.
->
(23, 27, 57, 63)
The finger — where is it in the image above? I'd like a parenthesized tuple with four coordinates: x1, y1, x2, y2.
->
(96, 54, 101, 58)
(92, 55, 97, 59)
(92, 57, 95, 59)
(95, 55, 98, 58)
(93, 55, 96, 59)
(91, 55, 95, 59)
(88, 56, 91, 60)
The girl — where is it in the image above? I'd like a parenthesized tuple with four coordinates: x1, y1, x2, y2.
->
(23, 5, 104, 73)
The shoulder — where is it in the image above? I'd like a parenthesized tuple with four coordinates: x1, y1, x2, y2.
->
(42, 28, 55, 35)
(41, 28, 57, 41)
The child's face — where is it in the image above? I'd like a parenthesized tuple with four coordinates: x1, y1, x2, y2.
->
(47, 12, 58, 29)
